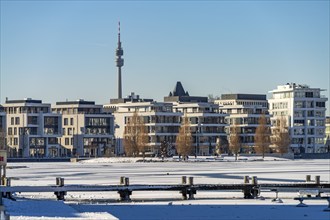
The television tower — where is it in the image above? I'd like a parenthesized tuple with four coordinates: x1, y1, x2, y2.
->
(116, 21, 124, 99)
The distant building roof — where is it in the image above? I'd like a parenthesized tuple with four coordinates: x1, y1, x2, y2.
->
(55, 99, 95, 105)
(220, 94, 267, 101)
(164, 81, 208, 103)
(110, 92, 153, 104)
(171, 81, 188, 96)
(5, 98, 42, 104)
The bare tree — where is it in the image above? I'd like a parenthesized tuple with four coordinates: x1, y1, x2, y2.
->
(123, 111, 149, 157)
(176, 115, 192, 160)
(272, 117, 291, 155)
(229, 123, 241, 161)
(137, 117, 149, 159)
(215, 137, 221, 157)
(254, 114, 271, 158)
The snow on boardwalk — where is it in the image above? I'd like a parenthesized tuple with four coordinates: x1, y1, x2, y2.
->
(3, 158, 330, 220)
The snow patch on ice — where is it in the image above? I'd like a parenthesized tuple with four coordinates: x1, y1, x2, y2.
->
(80, 156, 290, 164)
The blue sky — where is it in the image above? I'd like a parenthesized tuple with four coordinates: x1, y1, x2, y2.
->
(0, 1, 329, 109)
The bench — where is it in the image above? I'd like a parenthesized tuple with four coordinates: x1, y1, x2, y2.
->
(294, 190, 330, 211)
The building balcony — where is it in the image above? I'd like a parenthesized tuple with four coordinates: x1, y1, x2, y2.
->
(149, 132, 179, 135)
(83, 134, 114, 138)
(146, 122, 181, 126)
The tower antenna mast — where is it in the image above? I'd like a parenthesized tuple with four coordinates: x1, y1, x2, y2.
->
(115, 21, 124, 99)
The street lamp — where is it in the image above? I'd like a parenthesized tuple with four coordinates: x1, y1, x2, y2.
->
(208, 136, 212, 155)
(196, 122, 201, 157)
(195, 129, 198, 158)
(115, 136, 119, 156)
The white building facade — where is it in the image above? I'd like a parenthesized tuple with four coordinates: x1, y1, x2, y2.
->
(106, 101, 181, 156)
(268, 83, 328, 153)
(52, 100, 114, 157)
(172, 102, 228, 156)
(3, 98, 62, 158)
(215, 94, 270, 153)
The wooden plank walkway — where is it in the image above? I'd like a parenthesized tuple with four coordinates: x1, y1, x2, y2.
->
(1, 183, 329, 193)
(1, 176, 329, 202)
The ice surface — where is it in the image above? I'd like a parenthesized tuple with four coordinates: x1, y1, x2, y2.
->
(3, 157, 330, 220)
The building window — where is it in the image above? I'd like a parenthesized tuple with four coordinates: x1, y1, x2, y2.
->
(48, 137, 58, 144)
(30, 137, 45, 146)
(315, 138, 324, 144)
(293, 120, 305, 126)
(14, 138, 18, 145)
(316, 129, 324, 135)
(65, 138, 69, 145)
(294, 111, 304, 117)
(70, 118, 74, 125)
(307, 128, 314, 135)
(315, 91, 320, 98)
(8, 127, 12, 135)
(64, 118, 68, 126)
(307, 137, 314, 144)
(14, 127, 17, 135)
(315, 111, 324, 117)
(305, 92, 313, 98)
(316, 102, 325, 108)
(307, 111, 314, 117)
(294, 101, 305, 108)
(42, 107, 49, 113)
(294, 128, 304, 135)
(63, 128, 66, 135)
(15, 117, 20, 125)
(306, 120, 314, 126)
(28, 116, 38, 125)
(44, 117, 59, 135)
(295, 92, 304, 98)
(306, 102, 313, 108)
(11, 117, 14, 125)
(315, 120, 325, 126)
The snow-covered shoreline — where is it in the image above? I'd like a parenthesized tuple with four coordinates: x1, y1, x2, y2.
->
(3, 159, 330, 220)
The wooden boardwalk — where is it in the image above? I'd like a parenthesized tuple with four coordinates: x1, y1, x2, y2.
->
(1, 176, 330, 202)
(1, 183, 329, 194)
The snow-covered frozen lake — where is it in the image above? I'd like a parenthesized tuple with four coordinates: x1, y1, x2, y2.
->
(2, 157, 330, 220)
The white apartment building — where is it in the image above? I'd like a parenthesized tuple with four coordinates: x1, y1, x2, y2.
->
(162, 81, 228, 156)
(172, 102, 227, 156)
(105, 101, 181, 156)
(268, 83, 328, 153)
(324, 116, 330, 152)
(215, 94, 270, 153)
(52, 100, 114, 157)
(2, 98, 62, 158)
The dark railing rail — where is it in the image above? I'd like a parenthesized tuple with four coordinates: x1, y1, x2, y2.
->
(1, 175, 329, 202)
